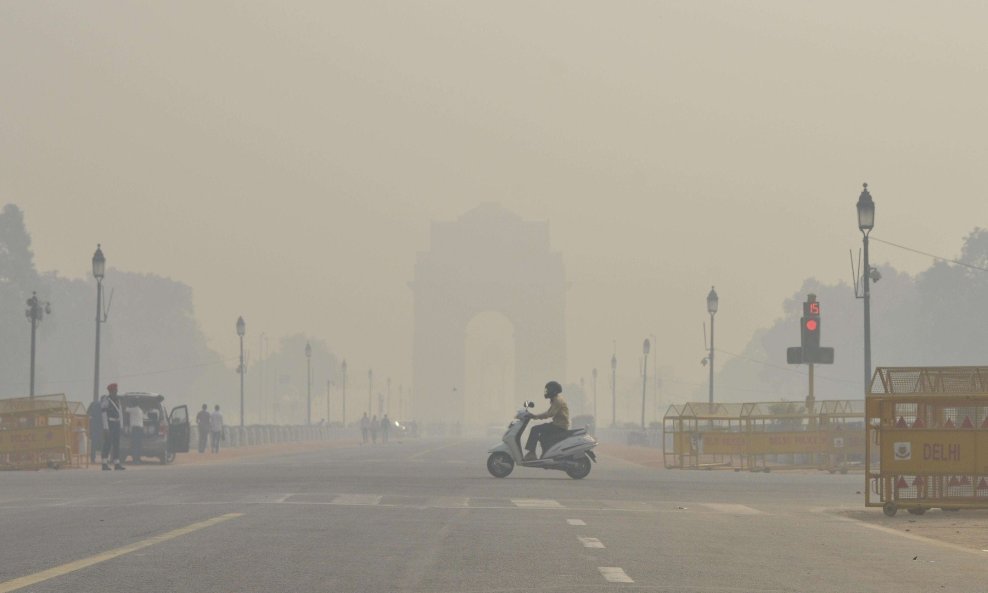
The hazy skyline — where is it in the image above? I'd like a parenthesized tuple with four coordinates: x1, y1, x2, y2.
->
(2, 3, 985, 404)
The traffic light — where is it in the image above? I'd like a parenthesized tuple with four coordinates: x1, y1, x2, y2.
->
(801, 297, 821, 360)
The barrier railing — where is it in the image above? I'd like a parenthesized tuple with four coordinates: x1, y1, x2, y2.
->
(0, 394, 88, 470)
(865, 366, 988, 517)
(663, 399, 865, 472)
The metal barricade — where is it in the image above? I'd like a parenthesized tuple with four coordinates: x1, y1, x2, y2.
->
(866, 366, 988, 516)
(663, 402, 746, 469)
(0, 394, 88, 470)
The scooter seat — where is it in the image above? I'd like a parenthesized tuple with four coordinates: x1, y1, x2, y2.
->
(565, 427, 587, 436)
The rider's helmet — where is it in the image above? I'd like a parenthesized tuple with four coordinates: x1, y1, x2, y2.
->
(544, 381, 562, 399)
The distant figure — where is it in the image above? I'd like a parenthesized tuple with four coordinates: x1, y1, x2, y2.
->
(100, 383, 125, 471)
(126, 401, 144, 463)
(210, 405, 224, 453)
(87, 398, 103, 465)
(196, 404, 211, 453)
(380, 414, 390, 444)
(360, 413, 370, 444)
(370, 415, 379, 444)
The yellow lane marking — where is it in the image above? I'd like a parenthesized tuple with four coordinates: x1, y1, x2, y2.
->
(0, 513, 243, 593)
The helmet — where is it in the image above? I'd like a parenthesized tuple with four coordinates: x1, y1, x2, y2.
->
(544, 381, 562, 399)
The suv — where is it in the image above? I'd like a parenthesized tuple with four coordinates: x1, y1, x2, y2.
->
(117, 392, 190, 464)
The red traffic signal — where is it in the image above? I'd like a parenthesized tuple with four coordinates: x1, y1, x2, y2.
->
(805, 319, 818, 332)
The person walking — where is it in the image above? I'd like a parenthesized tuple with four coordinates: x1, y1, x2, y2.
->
(195, 404, 211, 453)
(125, 401, 144, 463)
(360, 412, 370, 445)
(100, 383, 125, 470)
(370, 414, 378, 444)
(380, 413, 390, 444)
(210, 404, 224, 453)
(87, 398, 103, 465)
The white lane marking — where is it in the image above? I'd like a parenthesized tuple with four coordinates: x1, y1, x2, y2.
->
(0, 513, 242, 593)
(701, 503, 763, 515)
(332, 494, 382, 506)
(511, 498, 562, 509)
(579, 536, 605, 549)
(427, 496, 469, 508)
(567, 519, 586, 526)
(275, 493, 293, 503)
(599, 567, 633, 583)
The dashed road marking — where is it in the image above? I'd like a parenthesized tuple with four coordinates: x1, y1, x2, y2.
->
(332, 494, 382, 506)
(275, 493, 293, 503)
(511, 498, 562, 509)
(579, 536, 605, 549)
(599, 567, 633, 583)
(567, 519, 586, 526)
(701, 503, 763, 515)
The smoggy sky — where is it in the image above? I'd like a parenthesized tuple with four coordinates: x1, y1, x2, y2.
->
(2, 2, 985, 402)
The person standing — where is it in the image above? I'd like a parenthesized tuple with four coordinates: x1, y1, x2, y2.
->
(360, 412, 370, 445)
(100, 383, 125, 470)
(210, 404, 224, 453)
(370, 414, 378, 444)
(87, 398, 103, 465)
(380, 413, 390, 444)
(195, 404, 211, 453)
(125, 401, 144, 463)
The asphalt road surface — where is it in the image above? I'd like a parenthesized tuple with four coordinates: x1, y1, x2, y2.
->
(1, 438, 985, 593)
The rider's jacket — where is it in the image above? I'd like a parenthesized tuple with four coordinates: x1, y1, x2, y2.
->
(533, 395, 570, 429)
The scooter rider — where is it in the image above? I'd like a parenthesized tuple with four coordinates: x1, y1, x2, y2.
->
(523, 381, 570, 461)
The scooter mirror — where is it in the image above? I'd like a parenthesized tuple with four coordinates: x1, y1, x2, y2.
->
(526, 401, 535, 408)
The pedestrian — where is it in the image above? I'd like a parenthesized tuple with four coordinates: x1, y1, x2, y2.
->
(360, 412, 369, 444)
(195, 404, 211, 453)
(100, 383, 125, 471)
(210, 405, 224, 453)
(87, 398, 103, 465)
(380, 413, 390, 444)
(370, 414, 378, 444)
(125, 400, 144, 463)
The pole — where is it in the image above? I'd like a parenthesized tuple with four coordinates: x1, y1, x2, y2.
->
(93, 279, 103, 404)
(368, 369, 373, 415)
(708, 312, 715, 405)
(641, 355, 648, 430)
(29, 295, 38, 398)
(306, 355, 312, 426)
(863, 232, 872, 392)
(611, 358, 617, 428)
(326, 380, 331, 424)
(239, 334, 245, 428)
(592, 369, 598, 434)
(342, 364, 347, 426)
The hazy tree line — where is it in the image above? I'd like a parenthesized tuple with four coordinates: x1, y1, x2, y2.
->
(703, 228, 988, 403)
(0, 204, 341, 425)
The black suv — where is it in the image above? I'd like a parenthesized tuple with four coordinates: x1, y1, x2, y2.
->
(118, 392, 190, 464)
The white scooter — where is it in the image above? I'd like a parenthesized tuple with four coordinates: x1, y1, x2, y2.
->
(486, 401, 598, 479)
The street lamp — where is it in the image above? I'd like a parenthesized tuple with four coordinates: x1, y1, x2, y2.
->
(237, 316, 246, 428)
(26, 291, 51, 398)
(707, 286, 719, 405)
(368, 369, 373, 415)
(591, 368, 598, 434)
(92, 245, 106, 403)
(610, 352, 617, 428)
(305, 341, 312, 426)
(641, 339, 650, 430)
(856, 183, 876, 392)
(341, 359, 348, 426)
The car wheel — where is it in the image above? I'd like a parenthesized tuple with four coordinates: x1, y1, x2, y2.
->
(160, 449, 176, 465)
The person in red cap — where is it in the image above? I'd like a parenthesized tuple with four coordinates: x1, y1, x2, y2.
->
(100, 383, 125, 470)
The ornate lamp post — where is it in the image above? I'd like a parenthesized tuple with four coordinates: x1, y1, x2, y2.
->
(591, 368, 598, 434)
(706, 286, 719, 405)
(237, 316, 246, 428)
(641, 339, 650, 429)
(341, 359, 348, 426)
(305, 341, 312, 426)
(856, 183, 876, 392)
(92, 245, 106, 403)
(26, 291, 51, 398)
(610, 353, 617, 428)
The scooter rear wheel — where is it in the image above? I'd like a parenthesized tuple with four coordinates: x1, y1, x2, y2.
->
(487, 452, 514, 478)
(566, 455, 592, 479)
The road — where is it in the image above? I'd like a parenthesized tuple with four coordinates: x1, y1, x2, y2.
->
(0, 438, 985, 593)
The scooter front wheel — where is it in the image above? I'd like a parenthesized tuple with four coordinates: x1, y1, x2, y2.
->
(487, 452, 514, 478)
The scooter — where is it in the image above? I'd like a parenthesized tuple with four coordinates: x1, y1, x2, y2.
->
(486, 401, 598, 479)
